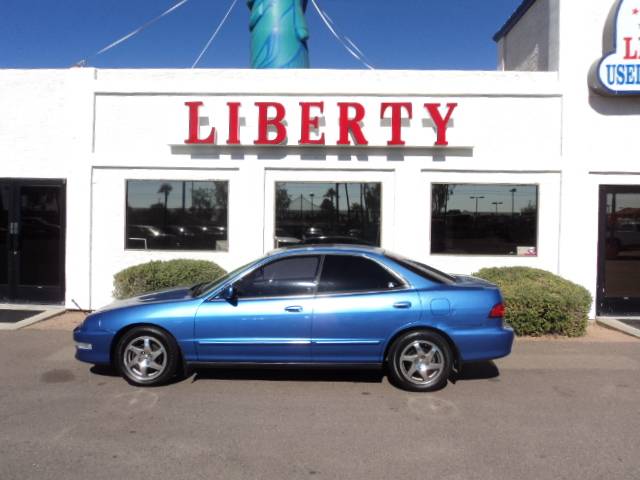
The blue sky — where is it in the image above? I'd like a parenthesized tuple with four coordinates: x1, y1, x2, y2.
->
(1, 0, 523, 70)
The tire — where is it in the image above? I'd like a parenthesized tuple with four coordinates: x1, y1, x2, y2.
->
(386, 330, 453, 392)
(115, 326, 180, 387)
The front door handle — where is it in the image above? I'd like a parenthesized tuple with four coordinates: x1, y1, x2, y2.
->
(393, 301, 412, 309)
(285, 306, 303, 313)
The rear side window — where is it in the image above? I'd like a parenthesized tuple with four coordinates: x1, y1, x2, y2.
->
(235, 256, 320, 298)
(385, 253, 455, 284)
(318, 255, 403, 294)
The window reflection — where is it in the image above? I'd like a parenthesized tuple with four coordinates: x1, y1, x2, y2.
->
(235, 256, 320, 298)
(20, 186, 62, 285)
(126, 180, 228, 251)
(603, 191, 640, 298)
(0, 186, 8, 285)
(431, 184, 538, 256)
(274, 182, 381, 248)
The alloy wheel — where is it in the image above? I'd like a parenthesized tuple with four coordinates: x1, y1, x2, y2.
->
(398, 340, 444, 386)
(122, 336, 167, 382)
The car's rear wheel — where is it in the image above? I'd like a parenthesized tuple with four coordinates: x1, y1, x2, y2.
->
(115, 327, 179, 386)
(387, 330, 452, 392)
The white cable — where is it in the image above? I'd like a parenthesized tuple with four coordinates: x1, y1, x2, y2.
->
(321, 9, 372, 66)
(310, 0, 375, 70)
(74, 0, 190, 66)
(318, 6, 368, 60)
(316, 6, 365, 65)
(191, 0, 240, 68)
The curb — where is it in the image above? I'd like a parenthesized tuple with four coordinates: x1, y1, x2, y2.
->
(596, 317, 640, 339)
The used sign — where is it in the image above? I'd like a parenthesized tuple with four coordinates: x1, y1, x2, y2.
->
(590, 0, 640, 95)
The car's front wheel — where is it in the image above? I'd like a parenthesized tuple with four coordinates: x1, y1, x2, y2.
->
(387, 330, 452, 392)
(115, 327, 179, 386)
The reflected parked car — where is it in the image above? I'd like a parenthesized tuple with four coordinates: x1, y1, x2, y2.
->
(190, 225, 227, 248)
(304, 226, 323, 237)
(301, 235, 375, 246)
(274, 236, 302, 248)
(74, 245, 514, 392)
(616, 220, 640, 249)
(126, 225, 177, 249)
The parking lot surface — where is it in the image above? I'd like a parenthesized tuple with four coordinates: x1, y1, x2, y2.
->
(0, 328, 638, 480)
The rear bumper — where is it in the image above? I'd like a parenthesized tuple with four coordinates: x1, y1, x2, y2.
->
(73, 327, 113, 365)
(450, 325, 514, 363)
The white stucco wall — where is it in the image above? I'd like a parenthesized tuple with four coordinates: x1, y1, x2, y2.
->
(0, 69, 95, 310)
(1, 1, 638, 317)
(0, 68, 565, 309)
(555, 0, 640, 315)
(499, 0, 560, 72)
(3, 0, 639, 315)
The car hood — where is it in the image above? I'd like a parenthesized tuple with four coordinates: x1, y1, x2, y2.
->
(97, 286, 195, 312)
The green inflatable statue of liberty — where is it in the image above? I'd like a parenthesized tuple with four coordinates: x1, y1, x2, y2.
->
(248, 0, 310, 68)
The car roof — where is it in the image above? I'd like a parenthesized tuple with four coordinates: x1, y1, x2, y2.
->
(269, 244, 385, 257)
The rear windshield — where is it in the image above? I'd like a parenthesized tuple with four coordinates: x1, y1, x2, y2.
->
(384, 253, 455, 285)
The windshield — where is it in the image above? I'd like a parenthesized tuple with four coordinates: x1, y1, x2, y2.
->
(191, 260, 257, 297)
(384, 252, 455, 285)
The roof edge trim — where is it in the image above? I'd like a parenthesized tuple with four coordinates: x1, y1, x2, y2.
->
(493, 0, 538, 42)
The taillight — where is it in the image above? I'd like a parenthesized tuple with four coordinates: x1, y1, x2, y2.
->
(489, 303, 505, 318)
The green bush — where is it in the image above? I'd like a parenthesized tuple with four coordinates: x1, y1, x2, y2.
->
(113, 259, 227, 299)
(473, 267, 592, 337)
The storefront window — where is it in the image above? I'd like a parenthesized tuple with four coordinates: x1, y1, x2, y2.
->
(126, 180, 228, 251)
(431, 184, 538, 256)
(275, 182, 381, 247)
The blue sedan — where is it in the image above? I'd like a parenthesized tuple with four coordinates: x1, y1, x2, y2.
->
(74, 246, 514, 392)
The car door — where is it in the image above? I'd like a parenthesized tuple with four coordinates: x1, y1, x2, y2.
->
(194, 255, 320, 363)
(311, 254, 422, 363)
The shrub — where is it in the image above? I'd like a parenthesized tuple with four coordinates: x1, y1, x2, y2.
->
(473, 267, 592, 337)
(113, 259, 227, 299)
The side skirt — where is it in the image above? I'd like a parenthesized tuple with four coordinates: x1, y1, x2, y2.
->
(186, 361, 383, 370)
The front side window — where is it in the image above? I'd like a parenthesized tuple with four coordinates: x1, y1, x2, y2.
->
(431, 184, 538, 256)
(274, 182, 381, 247)
(126, 180, 228, 251)
(235, 256, 321, 298)
(318, 255, 402, 294)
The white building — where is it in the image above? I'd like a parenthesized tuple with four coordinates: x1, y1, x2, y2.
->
(0, 0, 638, 317)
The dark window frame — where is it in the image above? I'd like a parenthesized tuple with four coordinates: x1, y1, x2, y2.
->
(124, 179, 229, 252)
(430, 182, 540, 257)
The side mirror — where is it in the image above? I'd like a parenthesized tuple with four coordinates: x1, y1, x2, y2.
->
(221, 285, 238, 304)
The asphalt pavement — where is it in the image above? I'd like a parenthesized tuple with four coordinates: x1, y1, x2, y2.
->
(0, 329, 638, 480)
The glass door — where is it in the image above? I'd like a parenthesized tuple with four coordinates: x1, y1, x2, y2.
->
(0, 179, 66, 304)
(597, 186, 640, 315)
(0, 183, 10, 300)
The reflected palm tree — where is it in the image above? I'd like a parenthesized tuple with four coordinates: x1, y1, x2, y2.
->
(432, 184, 454, 215)
(324, 188, 336, 204)
(276, 186, 291, 220)
(344, 183, 351, 221)
(158, 183, 173, 225)
(324, 188, 337, 225)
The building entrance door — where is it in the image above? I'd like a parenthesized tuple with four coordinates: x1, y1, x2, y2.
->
(597, 186, 640, 316)
(0, 179, 66, 304)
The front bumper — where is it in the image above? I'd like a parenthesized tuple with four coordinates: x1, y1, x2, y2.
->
(73, 326, 113, 365)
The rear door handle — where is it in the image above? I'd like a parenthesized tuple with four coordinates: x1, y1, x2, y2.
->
(393, 301, 412, 309)
(285, 306, 303, 313)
